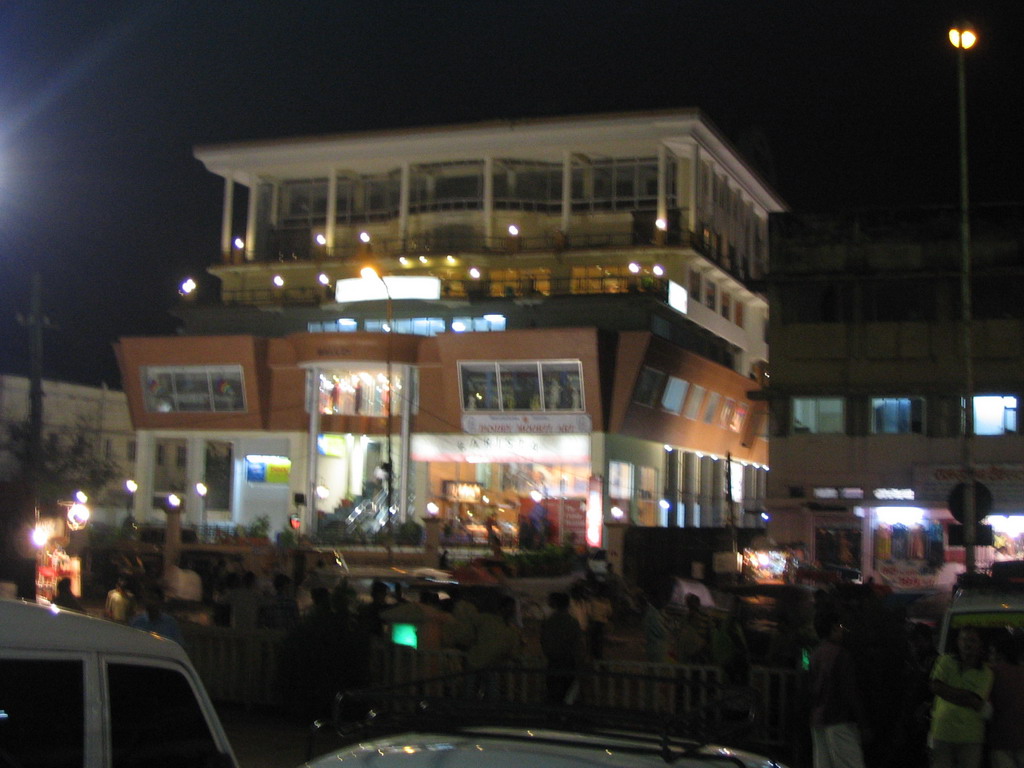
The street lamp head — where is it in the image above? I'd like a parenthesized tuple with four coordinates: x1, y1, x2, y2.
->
(949, 26, 977, 49)
(360, 266, 380, 281)
(195, 482, 208, 497)
(125, 479, 138, 494)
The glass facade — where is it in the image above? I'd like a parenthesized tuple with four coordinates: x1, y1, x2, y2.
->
(141, 366, 246, 413)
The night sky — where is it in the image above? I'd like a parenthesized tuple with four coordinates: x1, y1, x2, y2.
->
(1, 1, 1022, 388)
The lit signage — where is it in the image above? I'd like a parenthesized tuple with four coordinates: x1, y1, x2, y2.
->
(667, 281, 688, 314)
(412, 433, 590, 463)
(442, 481, 483, 503)
(245, 455, 292, 484)
(335, 276, 442, 303)
(317, 434, 348, 457)
(873, 488, 915, 501)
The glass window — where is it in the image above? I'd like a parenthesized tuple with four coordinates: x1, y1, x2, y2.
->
(689, 269, 702, 300)
(703, 392, 721, 423)
(0, 659, 84, 767)
(704, 281, 717, 310)
(108, 662, 225, 768)
(719, 398, 736, 429)
(734, 301, 744, 328)
(731, 402, 749, 432)
(974, 395, 1018, 435)
(871, 397, 925, 434)
(319, 368, 403, 417)
(721, 292, 731, 320)
(142, 366, 246, 413)
(633, 366, 666, 407)
(661, 377, 689, 414)
(792, 397, 845, 434)
(498, 362, 541, 410)
(683, 384, 706, 420)
(541, 362, 583, 411)
(609, 460, 633, 498)
(460, 361, 583, 412)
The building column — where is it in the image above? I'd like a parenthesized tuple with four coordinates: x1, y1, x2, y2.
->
(398, 363, 412, 523)
(483, 157, 494, 241)
(134, 432, 156, 523)
(657, 144, 668, 238)
(399, 162, 411, 247)
(663, 447, 679, 527)
(185, 436, 207, 526)
(245, 177, 258, 262)
(305, 368, 322, 533)
(325, 169, 337, 255)
(688, 145, 700, 233)
(561, 151, 573, 235)
(221, 178, 235, 264)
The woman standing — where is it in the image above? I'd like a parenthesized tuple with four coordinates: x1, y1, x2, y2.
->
(929, 626, 993, 768)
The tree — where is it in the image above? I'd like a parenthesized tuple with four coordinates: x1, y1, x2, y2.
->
(2, 417, 119, 506)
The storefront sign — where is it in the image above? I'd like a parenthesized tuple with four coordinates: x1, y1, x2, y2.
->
(413, 433, 590, 463)
(915, 464, 1024, 512)
(876, 561, 939, 591)
(461, 413, 592, 435)
(442, 481, 482, 503)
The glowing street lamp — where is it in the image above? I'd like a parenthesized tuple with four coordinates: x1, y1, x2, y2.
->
(195, 482, 208, 531)
(949, 22, 978, 573)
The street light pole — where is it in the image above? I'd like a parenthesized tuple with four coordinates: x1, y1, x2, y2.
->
(950, 24, 977, 573)
(361, 267, 395, 542)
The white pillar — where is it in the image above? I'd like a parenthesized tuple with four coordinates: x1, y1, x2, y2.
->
(326, 169, 337, 253)
(245, 178, 258, 262)
(657, 144, 668, 228)
(399, 162, 411, 246)
(220, 178, 234, 261)
(483, 157, 494, 240)
(184, 436, 207, 526)
(305, 369, 321, 533)
(688, 145, 700, 233)
(134, 432, 156, 523)
(561, 151, 573, 234)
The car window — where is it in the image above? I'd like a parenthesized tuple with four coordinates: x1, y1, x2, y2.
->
(108, 662, 225, 768)
(0, 658, 85, 767)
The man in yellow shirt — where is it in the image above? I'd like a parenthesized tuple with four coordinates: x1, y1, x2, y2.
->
(929, 626, 993, 768)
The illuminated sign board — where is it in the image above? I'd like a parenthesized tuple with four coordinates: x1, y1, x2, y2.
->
(335, 276, 441, 303)
(667, 281, 688, 314)
(245, 455, 292, 484)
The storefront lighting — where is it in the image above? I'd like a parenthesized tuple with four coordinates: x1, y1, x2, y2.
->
(653, 264, 665, 276)
(399, 256, 409, 265)
(273, 275, 285, 287)
(530, 490, 544, 503)
(66, 503, 90, 531)
(469, 267, 481, 279)
(446, 255, 457, 265)
(761, 512, 770, 521)
(508, 224, 519, 236)
(663, 444, 673, 452)
(452, 321, 467, 332)
(315, 233, 327, 246)
(318, 273, 330, 286)
(315, 485, 330, 500)
(179, 278, 197, 296)
(984, 515, 1024, 536)
(74, 490, 88, 504)
(125, 479, 138, 493)
(233, 237, 244, 250)
(419, 255, 428, 264)
(610, 506, 625, 520)
(359, 231, 371, 244)
(166, 493, 182, 509)
(483, 314, 504, 323)
(31, 526, 49, 548)
(195, 482, 208, 497)
(876, 507, 925, 527)
(628, 262, 641, 274)
(655, 218, 667, 231)
(659, 499, 670, 511)
(426, 502, 440, 516)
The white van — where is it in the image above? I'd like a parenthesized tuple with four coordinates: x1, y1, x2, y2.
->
(937, 578, 1024, 654)
(0, 599, 238, 767)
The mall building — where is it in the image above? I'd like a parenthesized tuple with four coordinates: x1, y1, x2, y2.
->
(115, 110, 786, 547)
(762, 205, 1024, 589)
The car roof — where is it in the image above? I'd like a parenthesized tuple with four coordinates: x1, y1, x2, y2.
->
(309, 727, 775, 768)
(0, 598, 189, 662)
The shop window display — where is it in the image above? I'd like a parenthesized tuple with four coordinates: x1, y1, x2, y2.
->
(873, 511, 945, 590)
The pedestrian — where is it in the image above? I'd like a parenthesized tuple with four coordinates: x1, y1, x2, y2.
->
(356, 580, 393, 638)
(105, 574, 135, 623)
(260, 573, 300, 631)
(540, 591, 585, 704)
(130, 586, 185, 646)
(986, 631, 1024, 768)
(53, 577, 84, 612)
(808, 610, 868, 768)
(588, 582, 614, 661)
(225, 570, 262, 630)
(641, 590, 669, 664)
(929, 625, 992, 768)
(465, 595, 523, 700)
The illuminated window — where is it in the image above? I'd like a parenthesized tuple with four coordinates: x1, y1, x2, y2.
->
(319, 368, 404, 417)
(974, 395, 1018, 435)
(702, 392, 721, 423)
(609, 460, 633, 498)
(792, 397, 844, 434)
(683, 385, 706, 420)
(142, 365, 246, 413)
(459, 360, 583, 412)
(661, 377, 690, 414)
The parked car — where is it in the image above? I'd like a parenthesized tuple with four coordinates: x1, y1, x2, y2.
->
(0, 598, 237, 767)
(937, 573, 1024, 653)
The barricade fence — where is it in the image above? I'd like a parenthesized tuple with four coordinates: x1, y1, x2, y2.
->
(183, 626, 802, 751)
